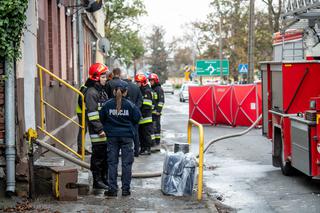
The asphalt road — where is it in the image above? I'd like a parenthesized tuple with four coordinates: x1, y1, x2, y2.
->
(162, 91, 320, 213)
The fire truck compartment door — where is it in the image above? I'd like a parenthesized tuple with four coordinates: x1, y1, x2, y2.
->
(271, 65, 283, 112)
(291, 118, 311, 176)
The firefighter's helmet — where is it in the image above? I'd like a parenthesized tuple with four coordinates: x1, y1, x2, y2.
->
(135, 74, 148, 86)
(148, 73, 159, 84)
(89, 63, 109, 81)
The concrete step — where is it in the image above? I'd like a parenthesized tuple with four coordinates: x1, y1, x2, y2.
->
(33, 160, 91, 199)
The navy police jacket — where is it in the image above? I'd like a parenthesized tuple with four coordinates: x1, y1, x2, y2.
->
(99, 98, 141, 138)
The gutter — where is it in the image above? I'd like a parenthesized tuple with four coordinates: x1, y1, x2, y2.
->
(4, 59, 16, 196)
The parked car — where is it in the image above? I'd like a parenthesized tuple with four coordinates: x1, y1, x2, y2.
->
(179, 83, 198, 102)
(162, 82, 174, 94)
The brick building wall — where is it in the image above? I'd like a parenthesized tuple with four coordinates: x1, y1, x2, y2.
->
(0, 59, 4, 174)
(0, 60, 4, 143)
(36, 0, 78, 149)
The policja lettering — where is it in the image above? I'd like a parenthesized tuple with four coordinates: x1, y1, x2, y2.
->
(109, 109, 129, 116)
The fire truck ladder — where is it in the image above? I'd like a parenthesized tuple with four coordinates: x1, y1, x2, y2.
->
(283, 0, 320, 19)
(281, 0, 320, 40)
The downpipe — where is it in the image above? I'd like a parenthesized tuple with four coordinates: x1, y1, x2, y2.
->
(5, 59, 16, 195)
(76, 0, 84, 85)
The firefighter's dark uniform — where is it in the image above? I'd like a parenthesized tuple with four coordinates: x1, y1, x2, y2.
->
(123, 79, 143, 156)
(100, 93, 141, 195)
(85, 83, 109, 189)
(76, 85, 88, 154)
(139, 84, 154, 154)
(151, 83, 165, 145)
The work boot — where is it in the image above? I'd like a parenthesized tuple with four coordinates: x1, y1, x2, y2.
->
(93, 174, 108, 190)
(140, 147, 151, 155)
(151, 144, 161, 153)
(101, 174, 109, 187)
(93, 180, 108, 190)
(140, 148, 151, 155)
(122, 190, 131, 196)
(105, 190, 117, 197)
(139, 148, 146, 155)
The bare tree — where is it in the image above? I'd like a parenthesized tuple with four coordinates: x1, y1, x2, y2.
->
(147, 26, 169, 83)
(262, 0, 283, 32)
(183, 22, 207, 56)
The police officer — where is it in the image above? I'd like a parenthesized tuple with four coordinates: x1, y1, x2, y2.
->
(100, 81, 141, 197)
(121, 73, 143, 157)
(149, 73, 165, 145)
(105, 67, 122, 98)
(85, 63, 109, 190)
(135, 74, 154, 155)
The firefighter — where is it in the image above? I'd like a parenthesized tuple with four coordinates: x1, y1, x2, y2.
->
(135, 74, 153, 155)
(149, 73, 165, 145)
(85, 63, 109, 190)
(76, 68, 112, 155)
(121, 73, 143, 157)
(99, 80, 141, 196)
(76, 84, 88, 155)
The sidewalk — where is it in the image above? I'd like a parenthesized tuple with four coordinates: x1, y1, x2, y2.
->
(0, 143, 219, 213)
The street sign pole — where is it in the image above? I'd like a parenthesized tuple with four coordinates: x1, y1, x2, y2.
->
(219, 16, 223, 82)
(248, 0, 255, 83)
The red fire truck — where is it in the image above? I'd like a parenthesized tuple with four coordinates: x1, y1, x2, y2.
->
(260, 1, 320, 176)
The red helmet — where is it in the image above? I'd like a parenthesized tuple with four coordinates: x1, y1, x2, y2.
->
(135, 74, 148, 86)
(148, 73, 159, 84)
(89, 63, 109, 81)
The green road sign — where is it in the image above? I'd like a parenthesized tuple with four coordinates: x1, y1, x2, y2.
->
(196, 59, 229, 76)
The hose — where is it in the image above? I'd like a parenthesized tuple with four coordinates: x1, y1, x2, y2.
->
(198, 114, 262, 158)
(34, 115, 262, 178)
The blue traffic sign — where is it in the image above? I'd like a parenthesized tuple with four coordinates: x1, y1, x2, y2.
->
(191, 72, 197, 78)
(238, 64, 248, 74)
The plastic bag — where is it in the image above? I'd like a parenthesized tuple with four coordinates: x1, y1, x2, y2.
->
(161, 152, 197, 196)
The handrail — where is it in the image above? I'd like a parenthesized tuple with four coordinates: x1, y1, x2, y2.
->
(38, 127, 82, 159)
(42, 100, 82, 128)
(36, 64, 86, 160)
(187, 119, 204, 201)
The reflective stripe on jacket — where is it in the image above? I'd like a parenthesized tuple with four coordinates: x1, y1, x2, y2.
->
(151, 84, 165, 114)
(139, 85, 153, 124)
(76, 85, 87, 113)
(85, 84, 108, 143)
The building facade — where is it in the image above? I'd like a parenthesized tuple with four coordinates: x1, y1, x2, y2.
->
(0, 0, 106, 196)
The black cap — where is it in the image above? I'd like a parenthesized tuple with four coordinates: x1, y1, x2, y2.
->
(114, 80, 128, 90)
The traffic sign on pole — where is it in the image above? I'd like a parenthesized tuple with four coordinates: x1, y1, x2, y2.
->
(238, 64, 248, 74)
(196, 59, 229, 76)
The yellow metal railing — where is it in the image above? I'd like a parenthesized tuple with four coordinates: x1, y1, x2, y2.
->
(36, 64, 86, 160)
(188, 119, 204, 201)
